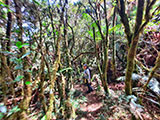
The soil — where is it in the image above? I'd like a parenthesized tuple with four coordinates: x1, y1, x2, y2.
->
(74, 81, 160, 120)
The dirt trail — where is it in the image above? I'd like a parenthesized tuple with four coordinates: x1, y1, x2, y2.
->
(74, 82, 106, 120)
(74, 81, 127, 120)
(74, 81, 160, 120)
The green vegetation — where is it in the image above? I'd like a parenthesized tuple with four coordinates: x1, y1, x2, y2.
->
(0, 0, 160, 119)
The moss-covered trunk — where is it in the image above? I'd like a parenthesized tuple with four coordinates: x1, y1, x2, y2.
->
(1, 56, 8, 105)
(112, 7, 117, 80)
(39, 57, 47, 113)
(102, 45, 109, 94)
(12, 0, 32, 119)
(102, 0, 110, 94)
(125, 0, 144, 95)
(1, 0, 15, 106)
(117, 0, 158, 95)
(46, 23, 62, 120)
(92, 0, 110, 94)
(125, 35, 139, 95)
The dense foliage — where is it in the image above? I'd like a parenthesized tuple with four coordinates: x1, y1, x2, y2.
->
(0, 0, 159, 119)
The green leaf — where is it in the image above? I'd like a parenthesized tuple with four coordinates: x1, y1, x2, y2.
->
(82, 13, 90, 20)
(25, 81, 32, 85)
(33, 0, 40, 5)
(2, 14, 7, 19)
(0, 2, 8, 7)
(44, 33, 47, 36)
(91, 22, 97, 28)
(87, 30, 93, 38)
(14, 75, 24, 82)
(42, 21, 47, 26)
(55, 31, 59, 35)
(0, 113, 4, 119)
(7, 106, 20, 117)
(109, 24, 122, 34)
(95, 31, 102, 42)
(15, 29, 21, 33)
(7, 8, 12, 12)
(16, 41, 29, 49)
(16, 58, 22, 63)
(19, 43, 29, 49)
(41, 115, 47, 120)
(58, 67, 73, 73)
(26, 70, 32, 73)
(99, 114, 106, 120)
(16, 41, 22, 49)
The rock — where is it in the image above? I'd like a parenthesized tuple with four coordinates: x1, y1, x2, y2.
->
(141, 76, 160, 95)
(116, 74, 160, 95)
(116, 73, 141, 84)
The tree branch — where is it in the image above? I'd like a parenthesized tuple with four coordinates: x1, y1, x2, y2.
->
(135, 58, 160, 78)
(134, 0, 144, 36)
(72, 51, 96, 62)
(138, 5, 159, 34)
(117, 0, 132, 45)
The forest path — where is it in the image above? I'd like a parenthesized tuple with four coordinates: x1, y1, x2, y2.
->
(74, 81, 115, 120)
(73, 80, 127, 120)
(73, 80, 160, 120)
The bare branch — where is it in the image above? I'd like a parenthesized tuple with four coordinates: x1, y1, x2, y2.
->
(134, 0, 144, 36)
(117, 0, 132, 45)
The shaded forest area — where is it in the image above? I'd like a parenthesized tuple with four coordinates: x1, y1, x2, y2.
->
(0, 0, 160, 120)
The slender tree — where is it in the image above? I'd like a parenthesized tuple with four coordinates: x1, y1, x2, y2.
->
(117, 0, 158, 95)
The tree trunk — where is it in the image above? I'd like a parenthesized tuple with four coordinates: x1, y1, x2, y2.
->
(117, 0, 157, 95)
(102, 0, 109, 94)
(1, 0, 14, 105)
(112, 7, 117, 80)
(125, 35, 139, 95)
(5, 0, 12, 65)
(46, 22, 62, 120)
(125, 0, 144, 95)
(13, 0, 32, 119)
(39, 57, 47, 113)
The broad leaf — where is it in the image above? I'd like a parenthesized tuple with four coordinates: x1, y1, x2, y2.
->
(25, 81, 32, 85)
(16, 41, 22, 49)
(16, 41, 29, 49)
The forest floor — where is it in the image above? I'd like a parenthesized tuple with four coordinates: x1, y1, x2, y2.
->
(1, 77, 160, 120)
(73, 80, 160, 120)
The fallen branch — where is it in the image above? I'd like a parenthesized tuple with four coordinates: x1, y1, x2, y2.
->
(134, 58, 160, 78)
(144, 52, 160, 90)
